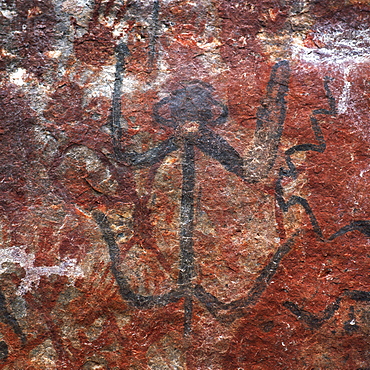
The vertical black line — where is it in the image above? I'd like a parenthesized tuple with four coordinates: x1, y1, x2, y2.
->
(148, 0, 160, 67)
(184, 296, 193, 336)
(111, 43, 129, 158)
(178, 141, 196, 285)
(179, 140, 196, 333)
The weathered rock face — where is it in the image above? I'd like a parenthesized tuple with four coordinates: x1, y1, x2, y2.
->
(1, 0, 370, 368)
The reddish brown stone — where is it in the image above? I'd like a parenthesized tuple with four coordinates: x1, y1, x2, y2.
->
(0, 0, 369, 368)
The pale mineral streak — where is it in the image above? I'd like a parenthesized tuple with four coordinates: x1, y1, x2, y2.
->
(0, 246, 83, 295)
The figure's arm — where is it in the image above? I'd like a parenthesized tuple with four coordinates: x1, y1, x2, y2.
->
(193, 126, 245, 179)
(242, 60, 290, 182)
(110, 43, 179, 168)
(193, 61, 290, 182)
(118, 136, 179, 168)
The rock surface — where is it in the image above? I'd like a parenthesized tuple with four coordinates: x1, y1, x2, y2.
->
(0, 0, 369, 368)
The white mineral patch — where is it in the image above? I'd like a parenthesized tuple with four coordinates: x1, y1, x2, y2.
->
(85, 65, 148, 100)
(195, 51, 229, 76)
(7, 65, 55, 119)
(9, 68, 27, 86)
(84, 65, 115, 99)
(19, 78, 52, 118)
(71, 0, 91, 6)
(61, 0, 93, 12)
(0, 246, 83, 295)
(359, 165, 370, 179)
(0, 9, 17, 19)
(45, 50, 62, 59)
(112, 21, 129, 40)
(292, 25, 370, 67)
(0, 48, 15, 58)
(337, 66, 352, 115)
(292, 24, 370, 134)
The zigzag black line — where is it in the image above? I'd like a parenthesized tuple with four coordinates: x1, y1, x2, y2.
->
(275, 77, 370, 241)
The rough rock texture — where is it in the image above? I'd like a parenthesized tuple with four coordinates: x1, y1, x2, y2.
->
(0, 0, 370, 369)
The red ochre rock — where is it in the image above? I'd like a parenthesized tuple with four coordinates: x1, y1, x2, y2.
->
(0, 1, 369, 369)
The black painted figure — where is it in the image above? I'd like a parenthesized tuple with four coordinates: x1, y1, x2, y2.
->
(93, 44, 370, 334)
(95, 59, 293, 333)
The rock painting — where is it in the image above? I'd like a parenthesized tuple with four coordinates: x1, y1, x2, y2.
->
(0, 0, 369, 368)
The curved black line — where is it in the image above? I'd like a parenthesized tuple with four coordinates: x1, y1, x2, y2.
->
(122, 136, 179, 168)
(125, 61, 290, 179)
(94, 207, 300, 322)
(211, 99, 228, 126)
(93, 210, 184, 309)
(276, 191, 323, 238)
(283, 76, 336, 170)
(275, 78, 370, 242)
(104, 56, 369, 332)
(153, 96, 176, 128)
(95, 197, 369, 328)
(329, 220, 370, 240)
(256, 60, 290, 130)
(109, 43, 180, 168)
(100, 60, 292, 329)
(192, 59, 290, 182)
(284, 289, 370, 329)
(242, 60, 290, 182)
(193, 233, 299, 320)
(283, 297, 341, 329)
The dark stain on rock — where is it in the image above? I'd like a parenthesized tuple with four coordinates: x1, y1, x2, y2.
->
(343, 306, 360, 334)
(10, 0, 57, 77)
(74, 23, 115, 66)
(0, 85, 36, 213)
(0, 290, 26, 344)
(0, 341, 8, 361)
(43, 81, 84, 124)
(73, 0, 115, 66)
(261, 320, 274, 332)
(347, 290, 370, 302)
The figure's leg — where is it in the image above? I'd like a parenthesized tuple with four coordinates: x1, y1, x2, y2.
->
(178, 141, 196, 334)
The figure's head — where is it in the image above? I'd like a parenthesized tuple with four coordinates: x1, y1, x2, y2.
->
(169, 82, 215, 125)
(154, 81, 228, 129)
